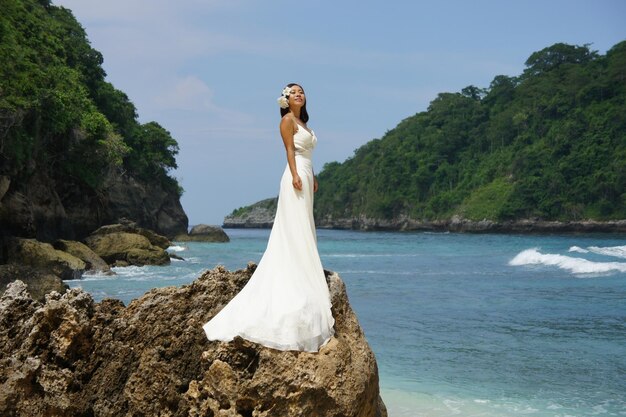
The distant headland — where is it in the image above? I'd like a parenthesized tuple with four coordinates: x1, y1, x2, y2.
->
(226, 42, 626, 233)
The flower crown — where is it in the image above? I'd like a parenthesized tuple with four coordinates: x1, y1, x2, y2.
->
(277, 86, 292, 109)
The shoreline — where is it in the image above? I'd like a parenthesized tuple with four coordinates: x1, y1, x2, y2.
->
(223, 217, 626, 234)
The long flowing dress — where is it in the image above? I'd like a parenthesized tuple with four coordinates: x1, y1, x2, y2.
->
(203, 124, 335, 352)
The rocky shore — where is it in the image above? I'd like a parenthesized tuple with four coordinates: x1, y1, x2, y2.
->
(0, 222, 182, 303)
(0, 265, 387, 417)
(224, 201, 626, 233)
(316, 215, 626, 233)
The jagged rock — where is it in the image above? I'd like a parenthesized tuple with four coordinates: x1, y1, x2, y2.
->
(175, 224, 230, 242)
(53, 239, 112, 274)
(84, 232, 170, 267)
(0, 265, 68, 302)
(169, 253, 185, 261)
(6, 238, 85, 280)
(0, 267, 387, 417)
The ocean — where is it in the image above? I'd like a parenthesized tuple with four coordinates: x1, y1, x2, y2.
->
(66, 229, 626, 417)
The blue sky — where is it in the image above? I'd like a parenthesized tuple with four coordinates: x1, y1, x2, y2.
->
(54, 0, 626, 225)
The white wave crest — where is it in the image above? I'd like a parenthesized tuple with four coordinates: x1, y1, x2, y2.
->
(568, 246, 589, 254)
(110, 265, 150, 276)
(78, 270, 116, 281)
(588, 245, 626, 259)
(509, 248, 626, 275)
(168, 245, 187, 252)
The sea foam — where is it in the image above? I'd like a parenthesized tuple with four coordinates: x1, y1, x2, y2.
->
(167, 245, 187, 252)
(587, 245, 626, 259)
(509, 248, 626, 275)
(568, 246, 589, 254)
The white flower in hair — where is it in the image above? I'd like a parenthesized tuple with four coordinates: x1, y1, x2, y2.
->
(277, 86, 293, 109)
(277, 96, 289, 109)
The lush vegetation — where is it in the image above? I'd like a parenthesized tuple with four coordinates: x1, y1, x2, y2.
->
(315, 42, 626, 222)
(228, 197, 278, 218)
(0, 0, 181, 194)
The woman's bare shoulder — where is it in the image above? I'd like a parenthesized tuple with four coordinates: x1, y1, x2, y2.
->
(280, 114, 295, 124)
(280, 114, 296, 130)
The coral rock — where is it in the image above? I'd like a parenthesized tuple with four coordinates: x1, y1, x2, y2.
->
(0, 267, 387, 417)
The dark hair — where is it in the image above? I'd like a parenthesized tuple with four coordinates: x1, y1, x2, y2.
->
(279, 83, 309, 123)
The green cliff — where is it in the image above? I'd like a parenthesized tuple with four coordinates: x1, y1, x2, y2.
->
(226, 42, 626, 232)
(0, 0, 188, 241)
(314, 42, 626, 227)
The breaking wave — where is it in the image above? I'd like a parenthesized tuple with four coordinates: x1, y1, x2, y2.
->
(510, 248, 626, 275)
(569, 245, 626, 259)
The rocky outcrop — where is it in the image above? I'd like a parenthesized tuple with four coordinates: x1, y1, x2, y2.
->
(89, 222, 172, 249)
(175, 224, 230, 242)
(98, 170, 188, 239)
(85, 232, 170, 267)
(0, 266, 387, 417)
(0, 264, 68, 302)
(81, 223, 172, 267)
(0, 167, 188, 242)
(5, 238, 86, 280)
(223, 198, 277, 228)
(316, 215, 626, 233)
(52, 239, 111, 274)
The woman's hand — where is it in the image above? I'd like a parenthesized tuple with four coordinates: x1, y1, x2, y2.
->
(292, 174, 303, 190)
(313, 177, 318, 192)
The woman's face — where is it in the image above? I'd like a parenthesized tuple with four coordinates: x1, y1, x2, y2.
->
(288, 85, 306, 108)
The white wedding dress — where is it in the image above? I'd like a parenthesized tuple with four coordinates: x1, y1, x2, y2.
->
(203, 124, 335, 352)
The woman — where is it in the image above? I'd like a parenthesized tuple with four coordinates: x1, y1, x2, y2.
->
(202, 83, 335, 352)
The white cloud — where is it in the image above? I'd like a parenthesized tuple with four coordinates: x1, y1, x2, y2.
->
(155, 76, 214, 111)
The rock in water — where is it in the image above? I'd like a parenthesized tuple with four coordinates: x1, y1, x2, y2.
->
(175, 224, 230, 242)
(53, 239, 112, 274)
(5, 238, 86, 279)
(0, 266, 387, 417)
(84, 231, 170, 266)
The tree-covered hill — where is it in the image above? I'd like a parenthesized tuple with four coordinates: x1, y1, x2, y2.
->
(314, 42, 626, 227)
(0, 0, 187, 240)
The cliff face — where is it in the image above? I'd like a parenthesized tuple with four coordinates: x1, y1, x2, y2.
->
(0, 168, 188, 242)
(0, 265, 387, 417)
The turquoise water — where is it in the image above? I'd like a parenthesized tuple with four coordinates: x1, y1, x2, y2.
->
(67, 229, 626, 416)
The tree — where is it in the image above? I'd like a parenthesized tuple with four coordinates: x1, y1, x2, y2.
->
(523, 43, 598, 77)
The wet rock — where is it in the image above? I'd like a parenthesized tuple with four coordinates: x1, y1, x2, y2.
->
(5, 238, 85, 280)
(0, 267, 386, 417)
(89, 223, 171, 249)
(53, 239, 112, 275)
(175, 224, 230, 242)
(84, 232, 170, 267)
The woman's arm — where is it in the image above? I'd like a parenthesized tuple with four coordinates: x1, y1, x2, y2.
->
(279, 116, 302, 190)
